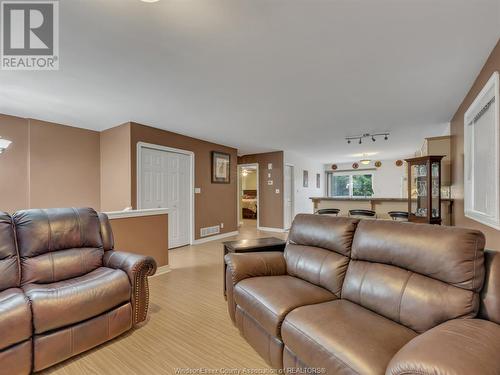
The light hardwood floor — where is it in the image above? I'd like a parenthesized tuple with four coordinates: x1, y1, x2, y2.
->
(43, 221, 287, 375)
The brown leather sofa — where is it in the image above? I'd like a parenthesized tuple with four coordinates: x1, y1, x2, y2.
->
(225, 214, 500, 374)
(0, 208, 157, 374)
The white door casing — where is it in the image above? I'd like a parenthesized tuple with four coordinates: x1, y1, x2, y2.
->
(284, 164, 294, 230)
(137, 143, 194, 248)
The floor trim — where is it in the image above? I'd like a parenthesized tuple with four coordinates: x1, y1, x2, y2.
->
(257, 226, 286, 233)
(192, 230, 239, 245)
(151, 265, 171, 277)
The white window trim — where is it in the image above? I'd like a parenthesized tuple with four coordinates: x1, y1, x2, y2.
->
(464, 71, 500, 230)
(326, 172, 374, 198)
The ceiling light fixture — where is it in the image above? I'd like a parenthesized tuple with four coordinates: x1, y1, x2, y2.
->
(0, 137, 12, 154)
(360, 154, 371, 165)
(345, 132, 390, 145)
(140, 0, 160, 3)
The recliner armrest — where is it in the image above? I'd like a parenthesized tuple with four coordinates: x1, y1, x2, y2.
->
(225, 251, 286, 285)
(103, 251, 157, 325)
(386, 319, 500, 375)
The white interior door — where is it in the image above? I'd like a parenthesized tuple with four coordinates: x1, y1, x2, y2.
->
(284, 165, 294, 229)
(140, 147, 191, 248)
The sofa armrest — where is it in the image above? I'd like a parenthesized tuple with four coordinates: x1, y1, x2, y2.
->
(386, 319, 500, 375)
(224, 251, 286, 322)
(103, 251, 157, 325)
(225, 251, 286, 285)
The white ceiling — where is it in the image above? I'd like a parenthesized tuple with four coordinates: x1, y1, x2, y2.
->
(1, 0, 499, 163)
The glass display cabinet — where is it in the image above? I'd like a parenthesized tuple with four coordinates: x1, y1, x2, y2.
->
(405, 155, 444, 224)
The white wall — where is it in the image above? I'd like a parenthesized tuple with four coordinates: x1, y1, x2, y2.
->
(325, 159, 406, 198)
(284, 151, 324, 215)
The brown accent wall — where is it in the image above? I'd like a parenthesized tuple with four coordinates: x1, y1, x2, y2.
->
(100, 123, 131, 211)
(109, 214, 169, 267)
(130, 123, 238, 239)
(0, 114, 29, 212)
(450, 40, 500, 250)
(29, 119, 100, 210)
(238, 151, 284, 229)
(0, 114, 101, 212)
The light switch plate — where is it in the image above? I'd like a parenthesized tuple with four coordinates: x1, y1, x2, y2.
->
(194, 188, 201, 194)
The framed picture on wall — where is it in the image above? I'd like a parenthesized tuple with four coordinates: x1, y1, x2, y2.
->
(303, 170, 309, 187)
(316, 173, 321, 188)
(212, 151, 231, 183)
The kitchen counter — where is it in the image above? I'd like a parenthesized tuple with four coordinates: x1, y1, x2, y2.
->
(310, 197, 454, 225)
(104, 208, 170, 219)
(310, 197, 453, 202)
(104, 208, 169, 267)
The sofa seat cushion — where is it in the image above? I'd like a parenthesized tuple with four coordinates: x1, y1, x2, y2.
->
(0, 288, 32, 350)
(234, 275, 336, 338)
(282, 300, 417, 375)
(23, 267, 131, 334)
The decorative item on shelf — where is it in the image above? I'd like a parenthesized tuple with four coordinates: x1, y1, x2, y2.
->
(345, 132, 390, 145)
(395, 160, 403, 167)
(331, 164, 338, 170)
(352, 162, 359, 169)
(374, 161, 382, 168)
(0, 137, 12, 154)
(405, 155, 444, 225)
(211, 151, 230, 183)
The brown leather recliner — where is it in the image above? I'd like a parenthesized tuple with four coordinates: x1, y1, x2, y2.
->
(0, 208, 156, 374)
(0, 212, 32, 375)
(225, 214, 500, 374)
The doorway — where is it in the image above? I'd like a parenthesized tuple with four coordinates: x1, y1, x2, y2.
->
(237, 164, 259, 229)
(284, 164, 294, 230)
(137, 143, 194, 249)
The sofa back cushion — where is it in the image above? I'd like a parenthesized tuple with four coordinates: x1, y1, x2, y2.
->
(342, 220, 485, 333)
(286, 214, 359, 296)
(0, 212, 19, 290)
(14, 208, 104, 285)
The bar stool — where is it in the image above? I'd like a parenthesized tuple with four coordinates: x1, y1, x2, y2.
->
(349, 209, 376, 218)
(316, 208, 340, 216)
(388, 211, 409, 221)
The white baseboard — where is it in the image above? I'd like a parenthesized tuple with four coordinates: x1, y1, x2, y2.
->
(151, 265, 171, 277)
(192, 230, 239, 245)
(257, 226, 286, 233)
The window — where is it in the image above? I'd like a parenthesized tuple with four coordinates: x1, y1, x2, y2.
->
(464, 72, 499, 229)
(327, 173, 373, 198)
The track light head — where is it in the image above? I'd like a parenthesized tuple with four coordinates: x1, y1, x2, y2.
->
(384, 135, 388, 140)
(372, 136, 376, 142)
(358, 138, 362, 145)
(347, 139, 351, 144)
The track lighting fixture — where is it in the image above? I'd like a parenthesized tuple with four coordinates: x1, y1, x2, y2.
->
(345, 132, 390, 145)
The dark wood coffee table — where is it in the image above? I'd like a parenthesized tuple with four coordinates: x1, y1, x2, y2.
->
(223, 237, 286, 298)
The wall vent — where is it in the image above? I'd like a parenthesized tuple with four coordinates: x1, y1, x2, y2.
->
(200, 225, 220, 238)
